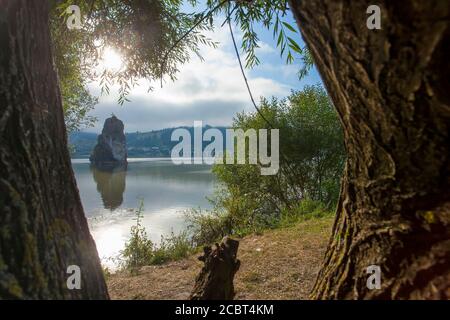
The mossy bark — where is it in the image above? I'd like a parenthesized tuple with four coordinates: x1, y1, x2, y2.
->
(0, 0, 108, 299)
(289, 0, 450, 299)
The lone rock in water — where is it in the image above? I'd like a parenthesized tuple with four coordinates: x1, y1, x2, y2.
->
(90, 115, 127, 170)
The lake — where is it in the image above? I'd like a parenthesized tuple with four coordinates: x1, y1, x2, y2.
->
(71, 158, 215, 268)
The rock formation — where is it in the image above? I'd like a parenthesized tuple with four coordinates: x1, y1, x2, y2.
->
(90, 115, 127, 170)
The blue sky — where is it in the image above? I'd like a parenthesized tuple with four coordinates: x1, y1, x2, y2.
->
(86, 8, 323, 133)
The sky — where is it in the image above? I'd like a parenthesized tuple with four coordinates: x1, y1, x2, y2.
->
(85, 8, 323, 133)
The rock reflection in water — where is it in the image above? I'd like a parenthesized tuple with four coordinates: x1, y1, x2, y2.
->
(91, 166, 126, 210)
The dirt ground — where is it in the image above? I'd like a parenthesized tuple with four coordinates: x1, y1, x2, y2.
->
(107, 216, 333, 300)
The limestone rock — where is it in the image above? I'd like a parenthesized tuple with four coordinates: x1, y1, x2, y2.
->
(90, 115, 127, 170)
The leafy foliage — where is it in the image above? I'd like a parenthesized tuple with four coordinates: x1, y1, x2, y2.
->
(119, 201, 194, 273)
(50, 2, 98, 133)
(186, 85, 345, 245)
(49, 0, 315, 132)
(49, 0, 217, 131)
(220, 85, 344, 206)
(60, 79, 98, 133)
(151, 230, 194, 265)
(119, 201, 154, 272)
(199, 0, 314, 74)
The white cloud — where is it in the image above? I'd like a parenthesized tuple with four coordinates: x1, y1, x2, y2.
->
(256, 41, 277, 54)
(86, 24, 292, 132)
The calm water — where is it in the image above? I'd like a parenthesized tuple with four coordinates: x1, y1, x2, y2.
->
(71, 158, 215, 268)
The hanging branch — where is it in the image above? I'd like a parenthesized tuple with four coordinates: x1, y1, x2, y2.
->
(158, 0, 301, 198)
(226, 6, 275, 129)
(160, 0, 230, 87)
(226, 5, 301, 196)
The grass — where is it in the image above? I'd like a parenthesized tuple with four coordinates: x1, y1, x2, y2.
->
(117, 202, 195, 274)
(118, 199, 334, 275)
(106, 214, 334, 300)
(185, 198, 335, 247)
(150, 231, 194, 265)
(278, 199, 334, 227)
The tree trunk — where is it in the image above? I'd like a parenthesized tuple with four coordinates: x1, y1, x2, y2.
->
(289, 0, 450, 299)
(0, 0, 109, 299)
(190, 237, 240, 300)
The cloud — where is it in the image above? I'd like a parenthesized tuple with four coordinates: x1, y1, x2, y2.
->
(256, 41, 277, 54)
(85, 24, 293, 133)
(89, 98, 245, 133)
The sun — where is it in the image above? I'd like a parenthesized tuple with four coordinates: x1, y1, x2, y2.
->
(100, 47, 124, 72)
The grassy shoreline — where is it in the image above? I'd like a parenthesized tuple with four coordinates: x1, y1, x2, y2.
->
(112, 199, 334, 275)
(107, 214, 333, 299)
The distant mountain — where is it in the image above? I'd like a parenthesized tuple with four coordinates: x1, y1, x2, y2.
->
(69, 132, 98, 158)
(69, 126, 227, 158)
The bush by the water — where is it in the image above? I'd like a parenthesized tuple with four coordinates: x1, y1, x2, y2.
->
(186, 85, 344, 247)
(185, 199, 334, 246)
(119, 202, 194, 273)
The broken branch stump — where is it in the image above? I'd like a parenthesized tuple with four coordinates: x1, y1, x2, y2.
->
(190, 236, 240, 300)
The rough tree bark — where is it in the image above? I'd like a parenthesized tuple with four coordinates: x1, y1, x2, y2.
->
(0, 0, 109, 299)
(289, 0, 450, 299)
(190, 237, 240, 300)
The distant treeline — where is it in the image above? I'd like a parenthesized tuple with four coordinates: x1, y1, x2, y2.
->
(69, 126, 227, 158)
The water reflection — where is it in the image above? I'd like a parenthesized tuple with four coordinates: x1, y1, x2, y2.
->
(91, 166, 126, 210)
(71, 158, 214, 268)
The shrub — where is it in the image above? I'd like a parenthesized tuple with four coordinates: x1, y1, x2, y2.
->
(185, 207, 233, 247)
(119, 201, 154, 273)
(151, 231, 193, 265)
(189, 85, 344, 245)
(186, 198, 333, 247)
(278, 199, 331, 227)
(119, 202, 195, 273)
(213, 85, 345, 219)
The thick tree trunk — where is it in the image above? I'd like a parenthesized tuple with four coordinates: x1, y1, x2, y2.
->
(289, 0, 450, 299)
(190, 237, 240, 300)
(0, 0, 108, 299)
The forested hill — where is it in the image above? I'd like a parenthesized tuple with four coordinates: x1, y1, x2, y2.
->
(69, 126, 227, 158)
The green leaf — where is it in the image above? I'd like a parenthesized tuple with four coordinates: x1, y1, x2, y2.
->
(287, 37, 302, 54)
(282, 21, 297, 33)
(276, 30, 284, 47)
